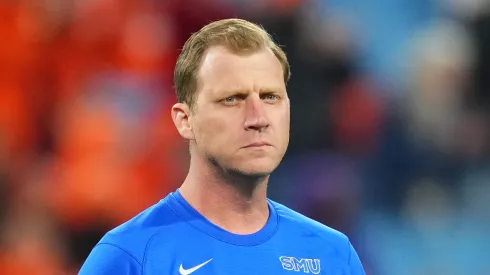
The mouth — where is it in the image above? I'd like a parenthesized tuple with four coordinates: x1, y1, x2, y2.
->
(242, 142, 272, 148)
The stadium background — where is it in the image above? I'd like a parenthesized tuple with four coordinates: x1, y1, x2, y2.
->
(1, 0, 489, 274)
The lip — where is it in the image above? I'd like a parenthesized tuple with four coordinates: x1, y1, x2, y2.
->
(242, 141, 271, 148)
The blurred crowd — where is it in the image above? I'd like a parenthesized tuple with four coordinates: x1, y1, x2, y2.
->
(1, 0, 489, 274)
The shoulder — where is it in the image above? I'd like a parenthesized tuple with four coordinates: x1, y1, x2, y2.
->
(80, 199, 179, 274)
(270, 200, 351, 257)
(94, 197, 181, 264)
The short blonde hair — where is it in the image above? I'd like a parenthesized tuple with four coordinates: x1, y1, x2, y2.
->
(174, 18, 291, 109)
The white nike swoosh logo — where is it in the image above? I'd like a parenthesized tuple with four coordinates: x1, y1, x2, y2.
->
(179, 258, 213, 275)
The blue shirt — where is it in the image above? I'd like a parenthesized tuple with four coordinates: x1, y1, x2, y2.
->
(79, 190, 365, 274)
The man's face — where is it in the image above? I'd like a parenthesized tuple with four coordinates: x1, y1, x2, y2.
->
(189, 45, 290, 177)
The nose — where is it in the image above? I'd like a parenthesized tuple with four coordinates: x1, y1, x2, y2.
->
(243, 95, 269, 131)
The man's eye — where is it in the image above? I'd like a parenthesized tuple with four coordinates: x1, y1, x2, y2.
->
(263, 94, 278, 101)
(224, 96, 236, 103)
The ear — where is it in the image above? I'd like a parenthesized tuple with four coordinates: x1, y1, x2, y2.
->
(171, 103, 195, 140)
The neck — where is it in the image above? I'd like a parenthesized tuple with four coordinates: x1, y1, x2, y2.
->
(178, 154, 270, 235)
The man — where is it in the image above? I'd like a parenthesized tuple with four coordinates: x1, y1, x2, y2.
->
(79, 18, 366, 275)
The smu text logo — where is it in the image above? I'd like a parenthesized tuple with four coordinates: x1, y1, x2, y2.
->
(279, 256, 321, 274)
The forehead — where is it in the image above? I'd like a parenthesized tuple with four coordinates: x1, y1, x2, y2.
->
(197, 46, 285, 95)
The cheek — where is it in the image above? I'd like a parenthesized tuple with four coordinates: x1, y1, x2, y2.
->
(275, 109, 290, 145)
(275, 107, 290, 131)
(195, 115, 231, 146)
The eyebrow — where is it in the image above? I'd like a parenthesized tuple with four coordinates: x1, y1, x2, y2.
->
(259, 88, 285, 94)
(219, 88, 285, 96)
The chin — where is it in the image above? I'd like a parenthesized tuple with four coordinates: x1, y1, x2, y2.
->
(208, 151, 284, 179)
(232, 158, 279, 177)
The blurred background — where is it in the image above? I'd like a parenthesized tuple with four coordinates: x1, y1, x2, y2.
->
(1, 0, 489, 274)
